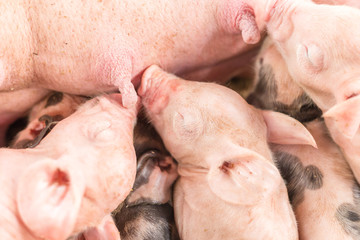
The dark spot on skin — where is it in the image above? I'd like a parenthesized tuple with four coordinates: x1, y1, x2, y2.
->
(353, 182, 360, 206)
(246, 64, 322, 123)
(274, 151, 324, 207)
(45, 92, 63, 108)
(347, 211, 360, 222)
(303, 165, 323, 190)
(336, 203, 360, 237)
(246, 65, 277, 110)
(274, 151, 306, 207)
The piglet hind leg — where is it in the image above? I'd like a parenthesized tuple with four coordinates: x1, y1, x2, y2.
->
(95, 47, 138, 108)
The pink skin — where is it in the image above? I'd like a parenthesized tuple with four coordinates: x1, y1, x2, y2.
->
(0, 94, 138, 240)
(0, 88, 50, 147)
(139, 65, 318, 240)
(0, 0, 273, 109)
(264, 0, 360, 111)
(313, 0, 360, 7)
(10, 92, 87, 148)
(272, 120, 358, 240)
(240, 0, 360, 183)
(69, 215, 121, 240)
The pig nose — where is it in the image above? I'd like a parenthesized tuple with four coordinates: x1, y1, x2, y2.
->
(138, 65, 163, 98)
(138, 65, 170, 114)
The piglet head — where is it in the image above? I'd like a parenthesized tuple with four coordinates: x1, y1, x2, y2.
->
(247, 38, 322, 123)
(139, 65, 316, 167)
(16, 94, 139, 240)
(139, 65, 269, 166)
(11, 92, 87, 149)
(266, 1, 360, 114)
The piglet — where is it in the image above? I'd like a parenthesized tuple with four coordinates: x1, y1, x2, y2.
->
(272, 119, 360, 239)
(0, 93, 138, 240)
(114, 112, 179, 240)
(9, 91, 87, 148)
(243, 0, 360, 184)
(0, 88, 49, 147)
(246, 37, 322, 123)
(138, 65, 318, 240)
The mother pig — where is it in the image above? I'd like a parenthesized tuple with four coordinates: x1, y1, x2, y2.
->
(0, 0, 270, 108)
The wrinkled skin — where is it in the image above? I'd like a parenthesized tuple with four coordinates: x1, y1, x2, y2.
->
(0, 94, 138, 240)
(0, 0, 272, 109)
(114, 112, 179, 240)
(272, 119, 360, 240)
(246, 37, 322, 123)
(139, 65, 320, 240)
(9, 92, 87, 148)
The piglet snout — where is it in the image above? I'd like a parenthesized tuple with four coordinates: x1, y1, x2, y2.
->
(138, 65, 172, 114)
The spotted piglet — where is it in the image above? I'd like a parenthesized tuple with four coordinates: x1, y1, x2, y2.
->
(8, 92, 87, 148)
(246, 37, 322, 123)
(272, 119, 360, 239)
(113, 112, 179, 240)
(138, 65, 320, 240)
(246, 38, 360, 239)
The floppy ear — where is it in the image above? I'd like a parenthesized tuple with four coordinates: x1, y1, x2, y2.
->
(17, 159, 85, 240)
(207, 148, 280, 205)
(262, 110, 317, 147)
(323, 95, 360, 140)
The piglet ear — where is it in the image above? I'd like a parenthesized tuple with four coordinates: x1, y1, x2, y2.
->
(262, 110, 317, 148)
(17, 159, 85, 240)
(323, 95, 360, 139)
(207, 148, 280, 205)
